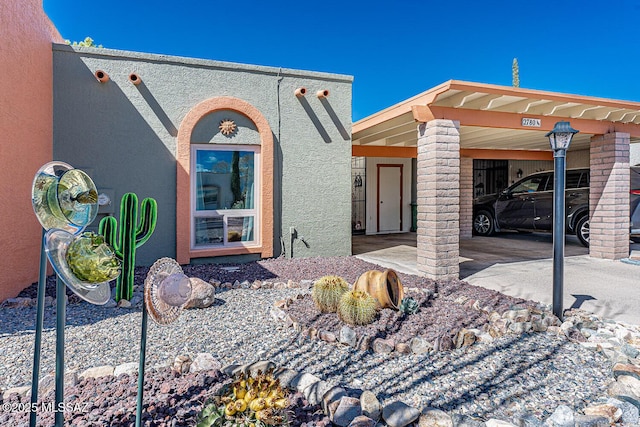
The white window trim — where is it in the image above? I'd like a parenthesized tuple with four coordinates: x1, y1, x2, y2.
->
(190, 144, 261, 250)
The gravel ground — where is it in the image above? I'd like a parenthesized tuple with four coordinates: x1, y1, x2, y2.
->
(1, 256, 615, 425)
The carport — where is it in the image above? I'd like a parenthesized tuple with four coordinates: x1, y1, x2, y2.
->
(353, 80, 640, 280)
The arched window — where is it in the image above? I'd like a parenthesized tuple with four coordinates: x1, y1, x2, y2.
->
(176, 97, 273, 264)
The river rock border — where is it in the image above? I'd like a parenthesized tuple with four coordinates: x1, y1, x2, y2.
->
(270, 287, 566, 356)
(267, 282, 640, 425)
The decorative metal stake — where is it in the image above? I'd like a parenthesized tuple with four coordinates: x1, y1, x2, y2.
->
(29, 230, 47, 427)
(135, 302, 149, 427)
(55, 276, 65, 426)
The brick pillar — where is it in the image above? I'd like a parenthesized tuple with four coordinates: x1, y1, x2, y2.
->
(416, 119, 460, 280)
(459, 156, 473, 240)
(589, 132, 630, 260)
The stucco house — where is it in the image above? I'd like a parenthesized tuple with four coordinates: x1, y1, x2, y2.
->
(4, 1, 640, 303)
(2, 0, 352, 301)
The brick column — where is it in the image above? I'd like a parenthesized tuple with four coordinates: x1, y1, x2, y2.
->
(459, 156, 473, 240)
(589, 132, 630, 260)
(416, 119, 460, 280)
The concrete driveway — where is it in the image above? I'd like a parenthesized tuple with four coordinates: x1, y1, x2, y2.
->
(353, 232, 640, 325)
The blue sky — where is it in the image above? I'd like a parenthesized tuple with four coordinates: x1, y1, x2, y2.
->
(44, 0, 640, 122)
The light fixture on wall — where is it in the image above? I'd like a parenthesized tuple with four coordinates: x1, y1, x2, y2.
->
(516, 168, 523, 178)
(546, 121, 579, 320)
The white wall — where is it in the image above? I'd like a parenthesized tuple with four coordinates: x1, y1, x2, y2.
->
(567, 148, 590, 169)
(365, 157, 412, 234)
(507, 160, 553, 186)
(631, 143, 640, 166)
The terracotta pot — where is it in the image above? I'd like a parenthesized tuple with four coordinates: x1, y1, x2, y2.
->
(353, 269, 404, 310)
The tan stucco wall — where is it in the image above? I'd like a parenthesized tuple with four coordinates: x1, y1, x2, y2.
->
(0, 0, 63, 301)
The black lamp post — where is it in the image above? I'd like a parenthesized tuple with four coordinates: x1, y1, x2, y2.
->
(546, 121, 579, 320)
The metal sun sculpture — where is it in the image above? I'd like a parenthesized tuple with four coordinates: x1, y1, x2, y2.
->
(219, 119, 237, 136)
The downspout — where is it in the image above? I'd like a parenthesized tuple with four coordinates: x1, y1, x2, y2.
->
(276, 68, 286, 257)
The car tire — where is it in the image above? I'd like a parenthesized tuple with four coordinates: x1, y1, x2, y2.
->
(575, 216, 589, 247)
(473, 210, 495, 236)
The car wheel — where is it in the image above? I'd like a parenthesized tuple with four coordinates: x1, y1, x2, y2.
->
(473, 210, 495, 236)
(576, 216, 589, 247)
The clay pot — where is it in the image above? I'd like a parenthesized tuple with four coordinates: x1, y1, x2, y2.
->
(353, 269, 404, 310)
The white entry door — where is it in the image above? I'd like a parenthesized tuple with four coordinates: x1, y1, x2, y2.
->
(377, 165, 402, 232)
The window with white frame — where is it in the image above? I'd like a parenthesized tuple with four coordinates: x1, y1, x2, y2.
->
(191, 145, 260, 248)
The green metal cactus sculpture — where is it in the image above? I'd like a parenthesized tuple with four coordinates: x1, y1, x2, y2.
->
(98, 193, 157, 301)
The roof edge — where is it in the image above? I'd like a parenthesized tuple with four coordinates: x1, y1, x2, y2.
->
(52, 43, 354, 83)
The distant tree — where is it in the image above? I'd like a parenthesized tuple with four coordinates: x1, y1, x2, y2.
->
(512, 58, 520, 88)
(231, 151, 242, 205)
(65, 37, 103, 48)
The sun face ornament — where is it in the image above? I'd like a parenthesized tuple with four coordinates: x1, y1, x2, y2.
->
(219, 119, 237, 136)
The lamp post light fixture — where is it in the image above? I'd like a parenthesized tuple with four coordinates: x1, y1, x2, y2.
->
(546, 121, 579, 320)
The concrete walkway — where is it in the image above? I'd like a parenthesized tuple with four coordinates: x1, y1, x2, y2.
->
(353, 232, 640, 325)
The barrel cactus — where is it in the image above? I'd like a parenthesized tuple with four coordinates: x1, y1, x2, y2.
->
(312, 275, 349, 313)
(197, 369, 290, 427)
(398, 297, 419, 315)
(338, 290, 378, 326)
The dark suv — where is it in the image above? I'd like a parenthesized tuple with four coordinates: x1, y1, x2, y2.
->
(473, 168, 590, 247)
